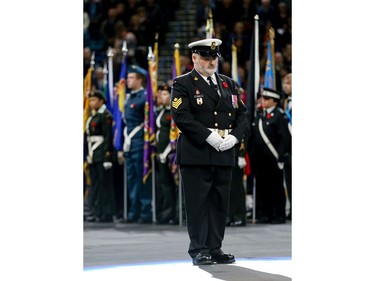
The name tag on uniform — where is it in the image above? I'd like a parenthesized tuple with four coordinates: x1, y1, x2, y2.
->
(195, 89, 203, 105)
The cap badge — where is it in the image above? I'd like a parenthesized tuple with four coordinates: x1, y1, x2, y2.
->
(211, 42, 216, 50)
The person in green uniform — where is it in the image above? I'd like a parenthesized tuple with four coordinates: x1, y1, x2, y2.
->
(85, 90, 116, 222)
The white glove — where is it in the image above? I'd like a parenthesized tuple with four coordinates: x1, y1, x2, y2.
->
(278, 162, 284, 170)
(219, 134, 238, 151)
(117, 151, 125, 165)
(159, 155, 167, 163)
(103, 162, 113, 170)
(206, 131, 223, 152)
(238, 157, 246, 168)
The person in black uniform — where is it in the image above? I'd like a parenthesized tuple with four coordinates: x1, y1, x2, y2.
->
(171, 38, 248, 265)
(249, 87, 290, 224)
(155, 83, 179, 224)
(85, 90, 116, 222)
(226, 137, 248, 227)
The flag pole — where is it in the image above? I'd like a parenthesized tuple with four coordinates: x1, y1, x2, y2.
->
(107, 47, 114, 110)
(121, 41, 128, 221)
(206, 7, 213, 39)
(252, 15, 259, 224)
(269, 28, 276, 88)
(147, 46, 157, 224)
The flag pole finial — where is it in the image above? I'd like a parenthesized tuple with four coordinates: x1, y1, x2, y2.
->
(90, 51, 95, 69)
(174, 43, 180, 49)
(107, 47, 114, 57)
(122, 41, 128, 54)
(103, 62, 108, 73)
(254, 14, 259, 21)
(147, 46, 154, 61)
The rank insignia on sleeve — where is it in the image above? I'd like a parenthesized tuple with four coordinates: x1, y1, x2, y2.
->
(172, 97, 182, 109)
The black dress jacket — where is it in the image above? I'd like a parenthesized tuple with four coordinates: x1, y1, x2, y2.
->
(171, 69, 248, 166)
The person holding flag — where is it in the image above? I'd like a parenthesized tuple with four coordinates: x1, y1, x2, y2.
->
(154, 83, 179, 225)
(120, 64, 152, 224)
(85, 90, 116, 222)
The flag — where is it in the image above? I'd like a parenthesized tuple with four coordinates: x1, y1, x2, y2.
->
(263, 28, 276, 90)
(172, 43, 181, 79)
(168, 117, 179, 185)
(83, 67, 93, 133)
(143, 61, 156, 184)
(170, 44, 181, 184)
(246, 15, 260, 133)
(83, 61, 94, 200)
(151, 35, 158, 98)
(112, 53, 127, 151)
(231, 41, 239, 84)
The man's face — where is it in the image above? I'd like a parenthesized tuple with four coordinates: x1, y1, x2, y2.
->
(89, 96, 103, 110)
(192, 54, 218, 77)
(261, 96, 277, 109)
(282, 76, 292, 95)
(126, 73, 142, 90)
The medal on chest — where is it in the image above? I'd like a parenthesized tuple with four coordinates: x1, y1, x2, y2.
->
(231, 94, 238, 108)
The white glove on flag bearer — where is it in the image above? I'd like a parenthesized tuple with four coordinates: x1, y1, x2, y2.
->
(238, 157, 246, 168)
(103, 162, 113, 170)
(219, 135, 238, 151)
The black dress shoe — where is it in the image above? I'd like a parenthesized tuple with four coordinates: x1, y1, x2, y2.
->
(270, 218, 286, 224)
(232, 220, 246, 226)
(138, 218, 152, 224)
(192, 253, 213, 265)
(256, 217, 271, 224)
(210, 251, 235, 264)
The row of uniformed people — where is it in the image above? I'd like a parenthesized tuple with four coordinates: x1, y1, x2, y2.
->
(84, 65, 181, 224)
(84, 63, 292, 225)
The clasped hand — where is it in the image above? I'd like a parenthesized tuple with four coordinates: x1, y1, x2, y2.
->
(206, 132, 238, 152)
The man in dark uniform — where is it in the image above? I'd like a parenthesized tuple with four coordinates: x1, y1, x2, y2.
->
(226, 137, 248, 227)
(155, 83, 179, 224)
(120, 65, 152, 223)
(85, 90, 116, 222)
(249, 87, 290, 224)
(171, 38, 248, 265)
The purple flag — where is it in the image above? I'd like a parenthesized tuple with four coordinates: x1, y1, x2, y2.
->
(142, 66, 156, 183)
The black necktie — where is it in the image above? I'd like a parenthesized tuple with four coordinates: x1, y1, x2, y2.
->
(207, 76, 220, 96)
(207, 76, 216, 90)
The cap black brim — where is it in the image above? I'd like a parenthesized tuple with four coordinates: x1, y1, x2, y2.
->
(193, 50, 221, 58)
